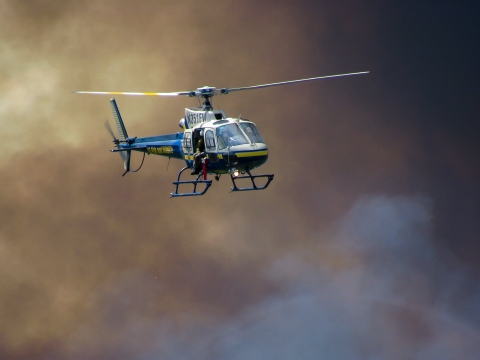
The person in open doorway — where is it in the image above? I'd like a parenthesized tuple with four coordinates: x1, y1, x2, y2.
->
(191, 129, 206, 175)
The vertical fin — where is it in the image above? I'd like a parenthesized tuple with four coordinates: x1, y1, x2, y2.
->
(110, 98, 128, 141)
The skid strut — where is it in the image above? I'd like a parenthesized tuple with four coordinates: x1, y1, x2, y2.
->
(230, 169, 274, 192)
(171, 166, 212, 197)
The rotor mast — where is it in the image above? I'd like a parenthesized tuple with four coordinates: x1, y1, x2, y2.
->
(193, 86, 215, 110)
(201, 95, 212, 110)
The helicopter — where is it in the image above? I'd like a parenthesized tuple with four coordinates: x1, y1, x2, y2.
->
(76, 71, 369, 197)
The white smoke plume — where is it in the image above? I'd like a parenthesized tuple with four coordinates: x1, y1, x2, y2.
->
(52, 195, 480, 359)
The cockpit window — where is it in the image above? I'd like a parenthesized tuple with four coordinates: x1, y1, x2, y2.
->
(239, 123, 264, 143)
(216, 123, 249, 150)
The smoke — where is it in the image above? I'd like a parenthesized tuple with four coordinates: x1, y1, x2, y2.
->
(40, 195, 479, 359)
(198, 195, 480, 360)
(1, 1, 479, 359)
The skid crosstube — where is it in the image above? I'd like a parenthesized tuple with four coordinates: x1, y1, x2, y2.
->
(230, 173, 274, 192)
(171, 167, 212, 197)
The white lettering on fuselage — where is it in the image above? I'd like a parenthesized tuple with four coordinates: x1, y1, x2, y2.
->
(186, 112, 206, 127)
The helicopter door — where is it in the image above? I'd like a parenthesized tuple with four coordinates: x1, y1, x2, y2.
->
(204, 129, 218, 162)
(183, 130, 193, 159)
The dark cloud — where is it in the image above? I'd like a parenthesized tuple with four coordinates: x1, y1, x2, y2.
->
(1, 1, 479, 358)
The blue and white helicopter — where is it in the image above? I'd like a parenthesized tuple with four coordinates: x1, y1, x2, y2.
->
(76, 71, 368, 197)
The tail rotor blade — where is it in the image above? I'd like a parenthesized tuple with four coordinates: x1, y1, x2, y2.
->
(122, 150, 131, 176)
(119, 149, 128, 162)
(104, 119, 116, 140)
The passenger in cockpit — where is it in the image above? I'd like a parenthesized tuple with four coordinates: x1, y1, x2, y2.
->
(217, 126, 233, 150)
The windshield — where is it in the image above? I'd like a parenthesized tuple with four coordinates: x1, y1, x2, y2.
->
(239, 122, 264, 143)
(216, 123, 249, 150)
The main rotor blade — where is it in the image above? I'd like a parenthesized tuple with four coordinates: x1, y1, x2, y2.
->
(75, 91, 190, 96)
(223, 71, 370, 93)
(75, 71, 369, 98)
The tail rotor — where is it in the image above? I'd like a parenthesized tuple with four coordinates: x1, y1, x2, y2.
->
(104, 119, 131, 175)
(104, 119, 119, 145)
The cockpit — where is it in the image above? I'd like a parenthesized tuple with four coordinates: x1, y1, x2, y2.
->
(184, 118, 266, 158)
(216, 123, 248, 149)
(215, 121, 264, 150)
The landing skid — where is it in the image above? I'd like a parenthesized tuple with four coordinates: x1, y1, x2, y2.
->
(171, 166, 212, 197)
(230, 169, 274, 192)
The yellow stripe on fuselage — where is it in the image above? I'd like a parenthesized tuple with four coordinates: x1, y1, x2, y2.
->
(185, 151, 267, 161)
(236, 150, 268, 158)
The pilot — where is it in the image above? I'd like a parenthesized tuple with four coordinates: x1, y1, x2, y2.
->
(218, 126, 233, 148)
(191, 129, 206, 175)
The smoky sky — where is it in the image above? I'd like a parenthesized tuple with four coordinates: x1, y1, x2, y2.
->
(1, 1, 479, 359)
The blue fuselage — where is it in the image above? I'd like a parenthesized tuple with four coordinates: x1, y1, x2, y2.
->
(117, 120, 269, 174)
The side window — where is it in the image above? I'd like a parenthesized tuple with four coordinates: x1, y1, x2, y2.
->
(205, 130, 215, 150)
(183, 132, 192, 148)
